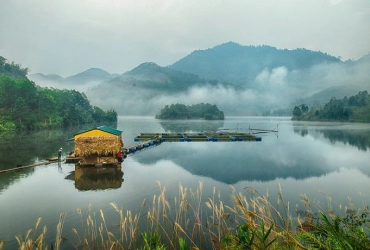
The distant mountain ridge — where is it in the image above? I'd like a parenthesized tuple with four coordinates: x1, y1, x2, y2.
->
(28, 67, 119, 92)
(27, 42, 370, 116)
(168, 42, 341, 85)
(29, 68, 117, 87)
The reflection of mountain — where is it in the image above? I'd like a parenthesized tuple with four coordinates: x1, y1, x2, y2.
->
(294, 127, 370, 151)
(66, 165, 124, 191)
(132, 143, 331, 184)
(159, 120, 225, 133)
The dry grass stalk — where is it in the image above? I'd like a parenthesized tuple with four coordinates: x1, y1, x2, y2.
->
(0, 240, 5, 250)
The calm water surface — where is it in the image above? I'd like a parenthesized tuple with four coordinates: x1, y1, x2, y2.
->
(1, 116, 370, 249)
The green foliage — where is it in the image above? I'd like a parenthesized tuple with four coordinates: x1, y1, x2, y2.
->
(222, 222, 276, 250)
(178, 237, 190, 250)
(299, 208, 370, 250)
(0, 56, 28, 79)
(292, 90, 370, 122)
(155, 103, 224, 120)
(140, 232, 167, 250)
(0, 74, 117, 130)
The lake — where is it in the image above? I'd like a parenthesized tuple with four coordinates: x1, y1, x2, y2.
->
(1, 116, 370, 249)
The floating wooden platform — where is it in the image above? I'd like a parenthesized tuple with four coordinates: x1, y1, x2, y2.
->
(135, 132, 262, 142)
(65, 156, 82, 163)
(122, 132, 262, 155)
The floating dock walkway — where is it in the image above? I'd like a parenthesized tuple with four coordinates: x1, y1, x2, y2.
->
(0, 158, 60, 174)
(122, 132, 262, 155)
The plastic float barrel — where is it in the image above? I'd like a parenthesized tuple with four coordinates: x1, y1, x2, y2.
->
(134, 137, 139, 142)
(180, 138, 185, 142)
(149, 141, 154, 146)
(231, 136, 236, 141)
(144, 143, 149, 147)
(256, 137, 262, 141)
(187, 138, 192, 142)
(129, 148, 136, 153)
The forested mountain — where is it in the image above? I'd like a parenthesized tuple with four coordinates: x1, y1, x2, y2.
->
(168, 42, 341, 86)
(0, 57, 117, 131)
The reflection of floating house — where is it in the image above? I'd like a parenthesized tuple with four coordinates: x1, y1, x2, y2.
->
(74, 125, 123, 166)
(74, 165, 124, 191)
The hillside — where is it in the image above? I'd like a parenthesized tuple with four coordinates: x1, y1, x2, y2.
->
(169, 42, 341, 86)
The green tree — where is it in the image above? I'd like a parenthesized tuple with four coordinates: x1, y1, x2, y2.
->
(12, 97, 30, 129)
(293, 106, 302, 117)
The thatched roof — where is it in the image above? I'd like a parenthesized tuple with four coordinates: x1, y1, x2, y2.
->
(75, 136, 123, 156)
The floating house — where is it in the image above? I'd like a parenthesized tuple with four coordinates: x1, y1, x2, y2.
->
(74, 125, 124, 166)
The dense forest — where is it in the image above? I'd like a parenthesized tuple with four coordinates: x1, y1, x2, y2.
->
(155, 103, 224, 120)
(292, 90, 370, 122)
(0, 56, 117, 131)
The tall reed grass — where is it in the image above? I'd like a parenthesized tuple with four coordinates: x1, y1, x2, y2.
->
(1, 182, 369, 249)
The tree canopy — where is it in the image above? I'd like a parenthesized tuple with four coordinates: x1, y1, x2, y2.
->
(155, 103, 224, 120)
(292, 91, 370, 122)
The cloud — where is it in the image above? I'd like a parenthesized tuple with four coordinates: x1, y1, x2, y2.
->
(256, 67, 288, 88)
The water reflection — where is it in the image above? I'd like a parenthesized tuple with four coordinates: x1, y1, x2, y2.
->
(132, 142, 333, 184)
(159, 119, 225, 132)
(293, 123, 370, 151)
(66, 165, 124, 191)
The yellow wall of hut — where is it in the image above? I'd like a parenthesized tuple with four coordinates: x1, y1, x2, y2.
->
(74, 129, 115, 140)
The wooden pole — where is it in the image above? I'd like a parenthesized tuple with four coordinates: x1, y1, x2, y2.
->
(0, 159, 58, 174)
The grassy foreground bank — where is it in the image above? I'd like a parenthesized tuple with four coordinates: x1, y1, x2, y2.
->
(1, 182, 370, 250)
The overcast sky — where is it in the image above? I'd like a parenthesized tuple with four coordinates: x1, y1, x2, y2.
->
(1, 0, 369, 77)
